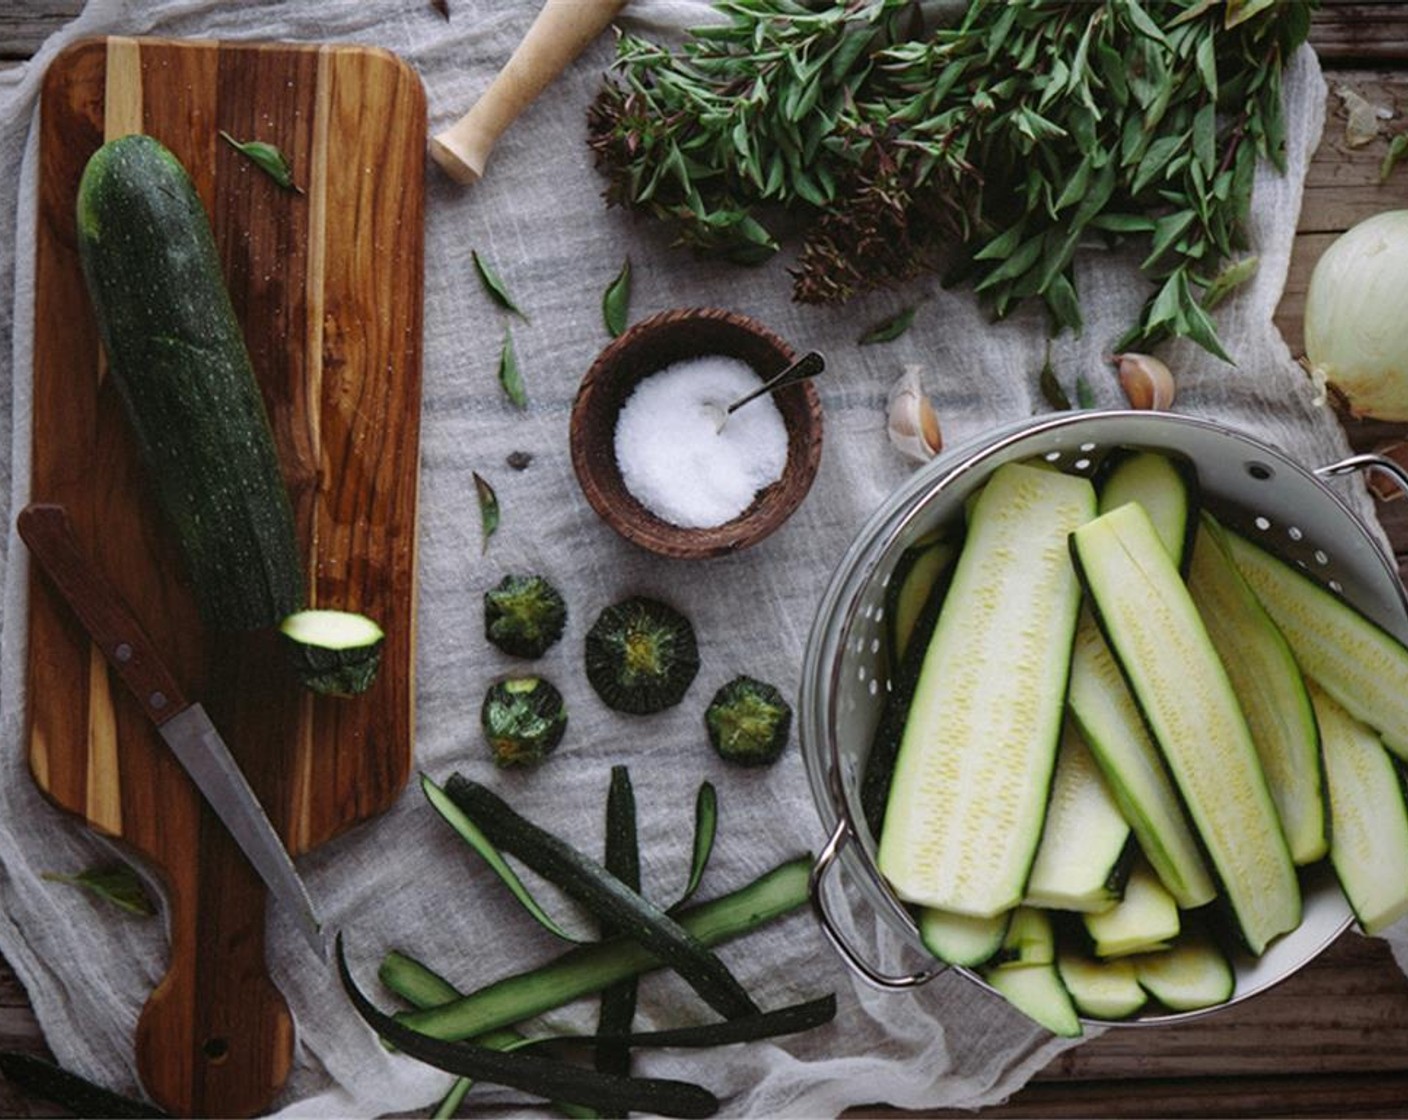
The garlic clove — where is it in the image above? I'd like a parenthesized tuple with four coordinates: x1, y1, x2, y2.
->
(887, 365, 943, 463)
(1115, 352, 1176, 411)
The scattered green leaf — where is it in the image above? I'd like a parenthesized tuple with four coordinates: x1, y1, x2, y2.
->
(1381, 133, 1408, 183)
(498, 327, 527, 409)
(473, 251, 528, 321)
(473, 472, 499, 554)
(858, 306, 917, 345)
(1037, 344, 1071, 411)
(43, 863, 156, 917)
(218, 130, 303, 193)
(602, 257, 633, 337)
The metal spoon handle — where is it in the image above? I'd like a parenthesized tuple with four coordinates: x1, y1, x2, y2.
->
(727, 350, 826, 416)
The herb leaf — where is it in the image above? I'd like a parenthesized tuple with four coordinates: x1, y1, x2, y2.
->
(473, 251, 528, 321)
(473, 472, 499, 554)
(602, 257, 632, 337)
(498, 327, 527, 408)
(218, 130, 303, 193)
(43, 863, 156, 916)
(858, 306, 916, 345)
(587, 0, 1312, 362)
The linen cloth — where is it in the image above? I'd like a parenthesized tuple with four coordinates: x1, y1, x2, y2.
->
(0, 2, 1401, 1116)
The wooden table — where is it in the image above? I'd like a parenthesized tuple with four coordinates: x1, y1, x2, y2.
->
(4, 3, 1408, 1117)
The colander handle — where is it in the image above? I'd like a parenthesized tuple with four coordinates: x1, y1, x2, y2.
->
(1316, 451, 1408, 498)
(809, 817, 945, 991)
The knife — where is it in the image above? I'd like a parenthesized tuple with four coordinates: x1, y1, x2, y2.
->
(17, 502, 330, 960)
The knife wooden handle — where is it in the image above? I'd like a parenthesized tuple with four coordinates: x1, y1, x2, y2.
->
(430, 0, 629, 183)
(17, 503, 189, 723)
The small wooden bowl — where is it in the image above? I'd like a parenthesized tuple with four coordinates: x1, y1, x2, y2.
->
(570, 308, 825, 560)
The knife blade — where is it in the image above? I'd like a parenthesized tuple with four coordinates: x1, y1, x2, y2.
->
(17, 502, 329, 960)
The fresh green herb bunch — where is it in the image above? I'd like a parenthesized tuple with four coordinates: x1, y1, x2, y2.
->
(586, 0, 1315, 359)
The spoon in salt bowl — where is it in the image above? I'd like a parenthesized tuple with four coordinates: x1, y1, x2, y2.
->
(713, 350, 826, 432)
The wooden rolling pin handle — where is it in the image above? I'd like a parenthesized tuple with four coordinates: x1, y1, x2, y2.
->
(430, 0, 629, 184)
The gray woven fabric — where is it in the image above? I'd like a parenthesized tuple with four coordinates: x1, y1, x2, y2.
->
(0, 3, 1399, 1116)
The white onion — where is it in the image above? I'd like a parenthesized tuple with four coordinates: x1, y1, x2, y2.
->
(1304, 209, 1408, 421)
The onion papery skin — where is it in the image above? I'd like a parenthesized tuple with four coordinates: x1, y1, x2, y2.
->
(1304, 209, 1408, 421)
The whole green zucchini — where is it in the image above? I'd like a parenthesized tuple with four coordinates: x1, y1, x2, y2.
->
(76, 133, 304, 631)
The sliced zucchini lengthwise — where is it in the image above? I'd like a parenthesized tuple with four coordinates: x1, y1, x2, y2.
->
(1096, 449, 1198, 570)
(861, 528, 963, 837)
(1221, 526, 1408, 760)
(877, 462, 1095, 918)
(884, 532, 958, 666)
(1189, 516, 1325, 864)
(1309, 680, 1408, 935)
(76, 134, 304, 631)
(1071, 503, 1301, 956)
(1024, 720, 1132, 914)
(1066, 450, 1216, 911)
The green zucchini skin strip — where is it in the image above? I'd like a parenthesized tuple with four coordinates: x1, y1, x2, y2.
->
(421, 774, 582, 942)
(336, 936, 719, 1119)
(0, 1052, 168, 1119)
(395, 856, 810, 1041)
(597, 765, 641, 1077)
(440, 775, 760, 1020)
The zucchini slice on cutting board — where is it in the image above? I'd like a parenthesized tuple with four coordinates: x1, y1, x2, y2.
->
(877, 461, 1095, 918)
(1071, 502, 1301, 956)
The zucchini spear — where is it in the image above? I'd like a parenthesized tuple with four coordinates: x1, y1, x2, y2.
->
(438, 774, 760, 1020)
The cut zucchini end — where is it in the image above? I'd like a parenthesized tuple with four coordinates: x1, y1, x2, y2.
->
(918, 907, 1009, 968)
(279, 609, 385, 696)
(1055, 952, 1148, 1021)
(983, 963, 1083, 1037)
(1132, 930, 1235, 1012)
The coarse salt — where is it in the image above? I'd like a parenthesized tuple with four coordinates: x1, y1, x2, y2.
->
(614, 355, 790, 529)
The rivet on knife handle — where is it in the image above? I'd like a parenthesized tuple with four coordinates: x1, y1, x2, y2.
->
(17, 503, 187, 724)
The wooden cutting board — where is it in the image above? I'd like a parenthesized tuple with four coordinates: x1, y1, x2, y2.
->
(26, 36, 425, 1117)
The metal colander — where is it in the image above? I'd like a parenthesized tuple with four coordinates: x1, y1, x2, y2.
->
(799, 409, 1408, 1025)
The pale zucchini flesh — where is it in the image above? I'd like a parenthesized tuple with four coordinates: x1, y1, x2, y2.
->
(982, 963, 1082, 1038)
(918, 907, 1009, 969)
(1082, 858, 1180, 959)
(1311, 680, 1408, 936)
(1096, 449, 1197, 565)
(1024, 721, 1131, 913)
(1067, 610, 1217, 910)
(877, 462, 1096, 917)
(1222, 526, 1408, 761)
(1132, 928, 1234, 1012)
(1056, 952, 1148, 1020)
(1189, 516, 1325, 864)
(1072, 502, 1301, 956)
